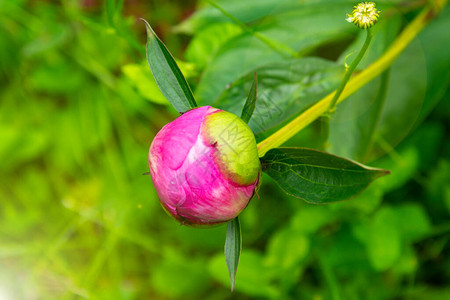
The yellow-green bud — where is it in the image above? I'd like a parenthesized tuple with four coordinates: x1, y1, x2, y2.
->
(346, 2, 380, 29)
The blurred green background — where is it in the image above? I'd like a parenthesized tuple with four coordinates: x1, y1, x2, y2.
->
(1, 0, 449, 299)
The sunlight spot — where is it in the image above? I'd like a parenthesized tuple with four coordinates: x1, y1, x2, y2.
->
(61, 196, 75, 209)
(0, 286, 13, 300)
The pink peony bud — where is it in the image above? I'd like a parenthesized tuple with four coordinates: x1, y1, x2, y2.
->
(149, 106, 261, 226)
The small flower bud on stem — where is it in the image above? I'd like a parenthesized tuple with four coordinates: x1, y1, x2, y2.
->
(346, 2, 380, 29)
(328, 2, 380, 112)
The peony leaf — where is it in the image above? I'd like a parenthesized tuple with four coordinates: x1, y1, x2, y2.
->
(142, 19, 197, 113)
(224, 217, 242, 292)
(261, 147, 390, 204)
(240, 72, 257, 123)
(214, 58, 343, 138)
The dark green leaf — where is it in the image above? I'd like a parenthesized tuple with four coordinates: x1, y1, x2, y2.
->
(215, 58, 343, 137)
(261, 148, 389, 204)
(240, 73, 257, 123)
(224, 217, 242, 292)
(142, 19, 197, 113)
(194, 3, 357, 103)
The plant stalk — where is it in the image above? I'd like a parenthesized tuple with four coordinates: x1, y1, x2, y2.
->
(257, 6, 442, 157)
(328, 29, 372, 112)
(319, 28, 373, 151)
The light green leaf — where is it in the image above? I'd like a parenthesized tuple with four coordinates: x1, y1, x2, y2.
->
(265, 227, 309, 270)
(185, 22, 242, 69)
(367, 207, 401, 271)
(209, 250, 280, 298)
(394, 203, 431, 242)
(121, 63, 168, 105)
(392, 245, 418, 275)
(150, 250, 210, 298)
(290, 205, 334, 233)
(261, 148, 389, 203)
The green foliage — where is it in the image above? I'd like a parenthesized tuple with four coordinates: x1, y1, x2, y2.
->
(143, 19, 197, 112)
(193, 1, 359, 104)
(240, 72, 258, 123)
(261, 148, 389, 203)
(121, 63, 168, 105)
(215, 57, 344, 138)
(224, 217, 242, 291)
(1, 0, 449, 299)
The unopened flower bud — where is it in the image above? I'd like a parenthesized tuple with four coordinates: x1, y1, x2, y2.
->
(148, 106, 261, 226)
(346, 2, 380, 29)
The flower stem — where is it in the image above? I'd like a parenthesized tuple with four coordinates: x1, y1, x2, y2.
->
(320, 28, 373, 151)
(328, 28, 372, 112)
(257, 6, 441, 157)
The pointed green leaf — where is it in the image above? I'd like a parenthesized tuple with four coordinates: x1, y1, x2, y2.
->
(240, 72, 257, 123)
(224, 217, 242, 292)
(261, 148, 390, 204)
(142, 19, 197, 113)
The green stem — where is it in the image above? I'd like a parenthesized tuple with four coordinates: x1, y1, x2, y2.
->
(257, 5, 443, 157)
(329, 29, 373, 112)
(320, 31, 373, 151)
